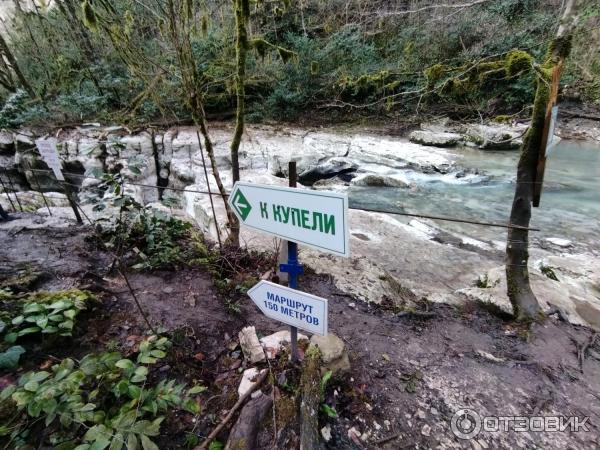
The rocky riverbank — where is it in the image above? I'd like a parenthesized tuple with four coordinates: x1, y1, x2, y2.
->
(1, 120, 599, 331)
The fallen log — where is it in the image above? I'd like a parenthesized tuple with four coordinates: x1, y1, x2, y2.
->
(225, 392, 273, 450)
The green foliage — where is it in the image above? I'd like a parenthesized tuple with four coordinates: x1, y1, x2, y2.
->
(0, 336, 203, 449)
(0, 0, 591, 123)
(0, 345, 25, 369)
(90, 171, 199, 270)
(1, 289, 95, 345)
(0, 90, 29, 129)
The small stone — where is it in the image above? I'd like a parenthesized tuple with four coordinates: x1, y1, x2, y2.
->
(321, 424, 332, 442)
(347, 427, 362, 446)
(384, 420, 391, 430)
(421, 424, 431, 437)
(238, 326, 265, 364)
(365, 403, 373, 411)
(228, 341, 239, 351)
(349, 302, 356, 308)
(382, 353, 390, 362)
(162, 286, 174, 294)
(416, 409, 426, 420)
(193, 352, 205, 361)
(310, 333, 351, 374)
(430, 407, 439, 415)
(373, 421, 382, 431)
(238, 367, 267, 398)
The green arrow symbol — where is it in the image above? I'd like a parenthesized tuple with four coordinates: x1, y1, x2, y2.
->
(232, 188, 252, 221)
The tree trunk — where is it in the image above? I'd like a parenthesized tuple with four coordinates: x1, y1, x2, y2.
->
(300, 346, 324, 450)
(506, 0, 580, 321)
(228, 0, 248, 247)
(0, 32, 35, 98)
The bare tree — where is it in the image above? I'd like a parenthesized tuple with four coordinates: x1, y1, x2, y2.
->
(506, 0, 581, 321)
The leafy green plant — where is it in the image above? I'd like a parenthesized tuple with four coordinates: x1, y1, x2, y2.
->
(3, 290, 94, 343)
(89, 170, 200, 271)
(0, 345, 25, 370)
(0, 336, 204, 449)
(319, 370, 338, 418)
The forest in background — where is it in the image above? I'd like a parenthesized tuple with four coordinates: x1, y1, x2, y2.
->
(0, 0, 598, 129)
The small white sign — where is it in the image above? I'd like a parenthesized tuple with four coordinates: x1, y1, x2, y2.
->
(546, 106, 561, 156)
(35, 138, 64, 181)
(229, 182, 349, 257)
(247, 280, 328, 335)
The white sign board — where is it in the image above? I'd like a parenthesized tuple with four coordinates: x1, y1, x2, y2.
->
(545, 106, 561, 156)
(228, 182, 349, 257)
(35, 138, 64, 181)
(248, 280, 328, 335)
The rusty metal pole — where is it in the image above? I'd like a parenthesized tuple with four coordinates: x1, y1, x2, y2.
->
(26, 161, 52, 216)
(5, 169, 24, 212)
(0, 173, 16, 212)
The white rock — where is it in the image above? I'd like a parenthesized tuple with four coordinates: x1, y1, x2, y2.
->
(545, 237, 573, 248)
(237, 367, 267, 398)
(421, 424, 431, 437)
(476, 350, 506, 363)
(238, 326, 265, 364)
(321, 424, 332, 442)
(409, 130, 462, 147)
(259, 330, 308, 359)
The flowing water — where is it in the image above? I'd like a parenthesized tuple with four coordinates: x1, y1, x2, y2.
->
(348, 140, 600, 247)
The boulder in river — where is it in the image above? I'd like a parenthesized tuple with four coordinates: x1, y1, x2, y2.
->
(463, 124, 523, 150)
(298, 158, 357, 186)
(409, 130, 462, 147)
(351, 174, 408, 188)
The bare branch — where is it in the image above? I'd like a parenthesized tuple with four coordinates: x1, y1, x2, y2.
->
(370, 0, 490, 17)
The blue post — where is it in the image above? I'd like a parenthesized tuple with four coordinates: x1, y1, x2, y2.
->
(278, 161, 303, 362)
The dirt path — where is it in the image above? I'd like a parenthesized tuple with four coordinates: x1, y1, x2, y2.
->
(1, 223, 599, 449)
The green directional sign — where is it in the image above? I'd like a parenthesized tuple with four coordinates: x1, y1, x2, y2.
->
(231, 188, 252, 221)
(228, 182, 349, 257)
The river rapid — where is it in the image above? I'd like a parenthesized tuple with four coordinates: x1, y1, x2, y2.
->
(349, 139, 600, 250)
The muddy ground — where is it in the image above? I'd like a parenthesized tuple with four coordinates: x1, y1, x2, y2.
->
(1, 217, 599, 449)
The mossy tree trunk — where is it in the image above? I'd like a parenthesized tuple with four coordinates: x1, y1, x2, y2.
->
(0, 33, 35, 98)
(228, 0, 249, 247)
(300, 346, 324, 450)
(506, 0, 580, 321)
